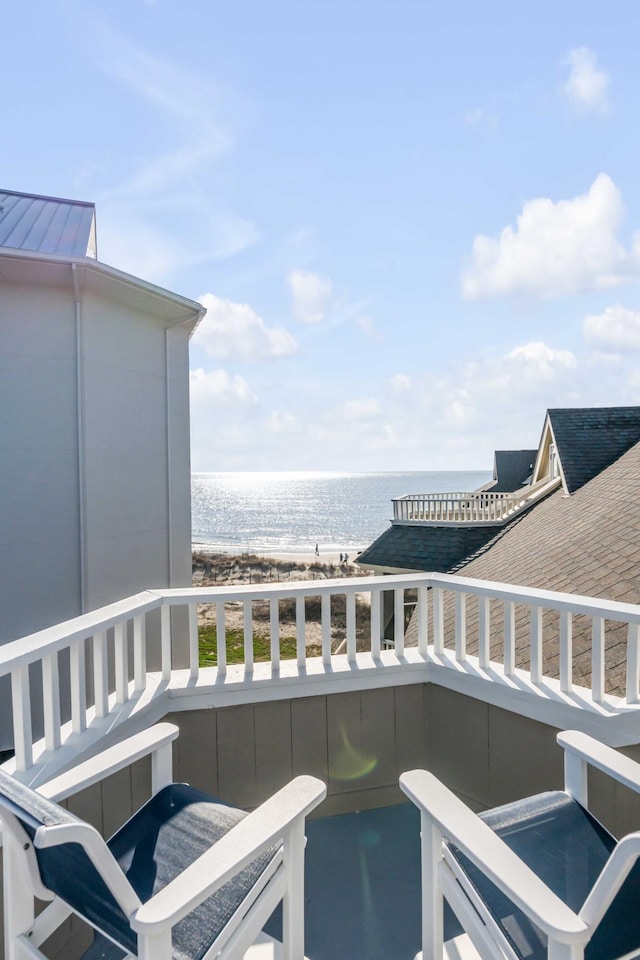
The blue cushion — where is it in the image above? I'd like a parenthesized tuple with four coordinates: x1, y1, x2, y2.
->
(448, 791, 640, 960)
(107, 783, 279, 960)
(0, 769, 132, 951)
(0, 772, 278, 960)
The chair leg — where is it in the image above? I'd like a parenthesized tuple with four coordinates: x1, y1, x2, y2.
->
(421, 813, 444, 960)
(282, 819, 305, 960)
(137, 928, 172, 959)
(3, 834, 35, 960)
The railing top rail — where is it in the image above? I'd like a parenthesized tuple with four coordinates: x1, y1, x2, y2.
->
(392, 491, 519, 502)
(0, 591, 161, 675)
(155, 573, 429, 603)
(429, 572, 640, 624)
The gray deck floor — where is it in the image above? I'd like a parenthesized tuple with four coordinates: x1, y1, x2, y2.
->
(265, 802, 461, 960)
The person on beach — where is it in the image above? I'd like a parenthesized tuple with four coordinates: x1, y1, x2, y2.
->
(315, 543, 319, 556)
(344, 552, 349, 564)
(339, 552, 343, 563)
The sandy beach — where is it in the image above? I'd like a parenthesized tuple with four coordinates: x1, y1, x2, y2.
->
(192, 550, 374, 650)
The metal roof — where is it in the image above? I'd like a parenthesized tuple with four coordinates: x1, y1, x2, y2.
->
(0, 190, 96, 258)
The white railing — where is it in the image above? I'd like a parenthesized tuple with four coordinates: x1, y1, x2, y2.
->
(392, 491, 525, 522)
(2, 571, 640, 780)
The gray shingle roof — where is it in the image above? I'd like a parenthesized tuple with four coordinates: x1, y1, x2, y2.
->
(421, 440, 640, 696)
(357, 523, 501, 572)
(487, 450, 536, 492)
(0, 190, 96, 258)
(548, 406, 640, 494)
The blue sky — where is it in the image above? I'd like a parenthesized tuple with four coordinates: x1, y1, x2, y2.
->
(6, 1, 640, 471)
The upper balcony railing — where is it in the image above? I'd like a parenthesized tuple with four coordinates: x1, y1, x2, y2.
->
(392, 491, 526, 523)
(2, 569, 640, 785)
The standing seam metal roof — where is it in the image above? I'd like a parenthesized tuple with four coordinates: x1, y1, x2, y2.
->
(0, 190, 96, 258)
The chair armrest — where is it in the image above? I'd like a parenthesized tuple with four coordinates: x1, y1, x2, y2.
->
(131, 774, 326, 935)
(580, 832, 640, 927)
(400, 770, 589, 946)
(558, 730, 640, 795)
(38, 723, 180, 802)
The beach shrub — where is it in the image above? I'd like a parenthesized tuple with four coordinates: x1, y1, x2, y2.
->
(199, 625, 322, 666)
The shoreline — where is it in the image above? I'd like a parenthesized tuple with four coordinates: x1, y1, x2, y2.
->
(192, 544, 366, 566)
(192, 549, 373, 589)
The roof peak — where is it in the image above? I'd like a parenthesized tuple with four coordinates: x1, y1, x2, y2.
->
(0, 190, 97, 258)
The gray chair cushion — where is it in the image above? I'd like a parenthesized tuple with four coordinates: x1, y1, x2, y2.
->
(106, 783, 279, 960)
(0, 771, 278, 960)
(448, 791, 640, 960)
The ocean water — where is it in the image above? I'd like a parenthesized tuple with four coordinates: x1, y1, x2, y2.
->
(192, 470, 491, 556)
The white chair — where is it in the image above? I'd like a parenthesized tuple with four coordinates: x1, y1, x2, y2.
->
(401, 730, 640, 960)
(0, 722, 326, 960)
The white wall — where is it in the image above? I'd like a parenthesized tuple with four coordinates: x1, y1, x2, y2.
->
(0, 257, 200, 745)
(0, 277, 81, 641)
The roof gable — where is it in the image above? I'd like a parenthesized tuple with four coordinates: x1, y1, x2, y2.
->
(0, 190, 96, 258)
(546, 407, 640, 494)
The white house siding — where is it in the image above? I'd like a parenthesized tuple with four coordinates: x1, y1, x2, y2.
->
(0, 274, 82, 641)
(0, 253, 202, 746)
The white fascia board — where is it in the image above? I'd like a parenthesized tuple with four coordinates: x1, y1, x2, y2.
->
(531, 414, 569, 495)
(531, 412, 551, 486)
(0, 246, 206, 331)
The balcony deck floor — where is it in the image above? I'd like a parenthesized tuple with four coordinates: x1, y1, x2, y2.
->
(265, 801, 461, 960)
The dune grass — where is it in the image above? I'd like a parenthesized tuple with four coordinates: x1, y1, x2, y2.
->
(199, 625, 300, 667)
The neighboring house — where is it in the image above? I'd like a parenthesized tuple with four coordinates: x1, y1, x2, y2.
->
(0, 190, 205, 744)
(358, 406, 640, 695)
(480, 448, 536, 492)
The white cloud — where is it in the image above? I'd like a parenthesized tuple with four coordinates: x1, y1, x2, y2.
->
(464, 107, 498, 129)
(287, 269, 332, 324)
(356, 316, 383, 340)
(189, 368, 258, 407)
(563, 48, 610, 115)
(506, 342, 577, 378)
(584, 305, 640, 351)
(89, 29, 257, 281)
(342, 398, 382, 421)
(390, 374, 411, 392)
(266, 411, 300, 434)
(194, 294, 298, 363)
(463, 174, 640, 300)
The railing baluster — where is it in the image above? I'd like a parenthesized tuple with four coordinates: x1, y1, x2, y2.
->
(12, 663, 33, 772)
(270, 599, 280, 670)
(93, 630, 109, 718)
(321, 594, 332, 666)
(530, 606, 543, 684)
(560, 611, 572, 693)
(133, 614, 146, 692)
(626, 623, 640, 704)
(417, 586, 429, 657)
(296, 596, 306, 667)
(161, 605, 172, 681)
(114, 622, 129, 704)
(455, 593, 466, 662)
(432, 588, 444, 655)
(504, 601, 515, 676)
(346, 592, 357, 662)
(42, 651, 61, 751)
(370, 588, 381, 657)
(188, 604, 199, 680)
(216, 601, 227, 675)
(478, 596, 490, 668)
(592, 617, 605, 703)
(394, 588, 405, 655)
(244, 600, 254, 671)
(70, 637, 87, 732)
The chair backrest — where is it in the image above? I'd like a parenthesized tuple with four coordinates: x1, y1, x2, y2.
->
(0, 769, 137, 954)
